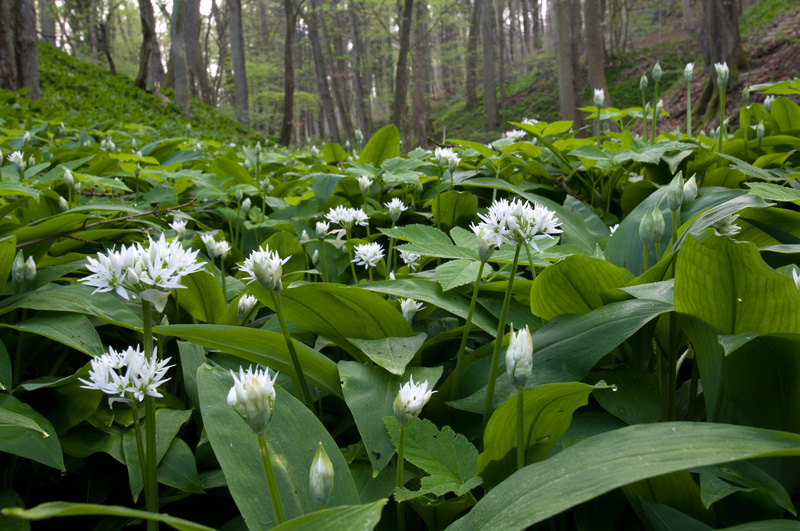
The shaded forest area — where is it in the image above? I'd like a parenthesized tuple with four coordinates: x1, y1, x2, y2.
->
(1, 0, 798, 147)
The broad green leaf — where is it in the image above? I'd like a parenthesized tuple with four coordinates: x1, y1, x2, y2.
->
(435, 260, 484, 292)
(589, 369, 662, 425)
(348, 334, 427, 376)
(0, 490, 28, 531)
(385, 417, 481, 501)
(0, 236, 16, 294)
(178, 341, 206, 409)
(641, 500, 713, 531)
(0, 312, 103, 357)
(2, 502, 214, 531)
(361, 279, 499, 335)
(0, 394, 63, 470)
(379, 224, 453, 246)
(197, 365, 359, 529)
(432, 191, 478, 234)
(157, 437, 205, 495)
(256, 283, 413, 359)
(746, 182, 800, 203)
(450, 299, 673, 413)
(623, 471, 715, 526)
(675, 235, 800, 422)
(176, 270, 227, 324)
(270, 499, 386, 531)
(446, 422, 800, 531)
(7, 212, 89, 245)
(0, 284, 142, 330)
(0, 340, 9, 392)
(210, 156, 258, 187)
(154, 324, 342, 398)
(359, 125, 400, 166)
(530, 254, 633, 320)
(339, 361, 442, 475)
(697, 460, 795, 514)
(265, 232, 306, 275)
(122, 408, 192, 501)
(449, 139, 497, 159)
(479, 382, 606, 489)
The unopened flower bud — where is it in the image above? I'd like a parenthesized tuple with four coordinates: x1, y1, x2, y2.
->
(242, 197, 252, 213)
(639, 208, 655, 246)
(683, 174, 697, 203)
(300, 230, 310, 243)
(309, 442, 335, 509)
(757, 121, 765, 144)
(312, 249, 320, 267)
(652, 62, 662, 83)
(63, 167, 74, 188)
(12, 251, 26, 286)
(667, 172, 684, 212)
(764, 96, 775, 112)
(393, 376, 434, 428)
(714, 62, 729, 87)
(640, 74, 648, 92)
(238, 294, 257, 321)
(354, 129, 363, 146)
(652, 206, 665, 241)
(506, 325, 533, 389)
(235, 188, 243, 202)
(316, 221, 330, 241)
(684, 62, 694, 82)
(58, 196, 69, 212)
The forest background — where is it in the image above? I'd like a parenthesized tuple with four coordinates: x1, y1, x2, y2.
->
(1, 0, 798, 148)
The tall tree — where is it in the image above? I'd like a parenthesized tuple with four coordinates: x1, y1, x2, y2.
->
(321, 10, 352, 141)
(412, 0, 428, 147)
(171, 0, 191, 112)
(279, 0, 297, 146)
(306, 0, 340, 143)
(134, 0, 157, 89)
(555, 0, 577, 122)
(392, 0, 414, 139)
(701, 0, 741, 67)
(0, 0, 40, 98)
(185, 0, 211, 103)
(464, 0, 481, 109)
(228, 0, 249, 125)
(494, 0, 506, 103)
(481, 0, 498, 130)
(585, 0, 610, 105)
(348, 0, 370, 141)
(39, 0, 56, 45)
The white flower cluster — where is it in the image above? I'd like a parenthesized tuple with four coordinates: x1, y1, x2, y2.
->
(170, 218, 188, 238)
(326, 206, 369, 231)
(79, 345, 172, 405)
(475, 198, 562, 250)
(7, 150, 25, 172)
(393, 375, 435, 427)
(399, 249, 420, 271)
(201, 233, 231, 261)
(227, 365, 278, 434)
(352, 242, 384, 269)
(433, 147, 461, 171)
(385, 197, 408, 222)
(358, 176, 373, 196)
(505, 129, 527, 140)
(239, 245, 290, 293)
(81, 234, 205, 310)
(400, 298, 424, 323)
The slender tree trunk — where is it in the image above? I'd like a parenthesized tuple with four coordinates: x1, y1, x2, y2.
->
(279, 0, 296, 146)
(412, 0, 427, 148)
(569, 0, 584, 125)
(495, 0, 506, 103)
(98, 21, 117, 74)
(348, 0, 370, 141)
(39, 0, 56, 45)
(134, 0, 156, 89)
(682, 0, 693, 31)
(306, 0, 340, 143)
(464, 0, 481, 108)
(228, 0, 249, 125)
(321, 11, 352, 141)
(585, 0, 610, 105)
(481, 0, 498, 130)
(210, 0, 228, 104)
(0, 0, 17, 92)
(14, 0, 40, 98)
(185, 0, 210, 102)
(392, 0, 414, 141)
(556, 0, 577, 122)
(171, 0, 190, 112)
(532, 0, 542, 49)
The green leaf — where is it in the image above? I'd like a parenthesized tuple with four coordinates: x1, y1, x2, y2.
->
(270, 499, 386, 531)
(0, 312, 104, 357)
(2, 502, 214, 531)
(675, 235, 800, 422)
(0, 284, 142, 330)
(746, 182, 800, 203)
(530, 255, 634, 320)
(0, 340, 9, 392)
(0, 394, 63, 470)
(154, 324, 342, 398)
(449, 139, 497, 159)
(0, 490, 28, 531)
(432, 191, 478, 234)
(348, 334, 427, 376)
(446, 422, 800, 531)
(641, 500, 713, 531)
(450, 299, 673, 413)
(479, 382, 605, 489)
(379, 224, 453, 246)
(435, 260, 484, 292)
(197, 365, 359, 529)
(385, 417, 481, 501)
(157, 437, 205, 495)
(176, 270, 228, 324)
(589, 369, 662, 425)
(256, 283, 413, 359)
(697, 460, 795, 514)
(359, 125, 400, 166)
(0, 236, 16, 295)
(339, 361, 442, 475)
(265, 232, 306, 275)
(210, 156, 258, 187)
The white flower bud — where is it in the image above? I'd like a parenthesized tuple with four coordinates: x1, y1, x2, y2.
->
(593, 88, 605, 108)
(667, 172, 684, 212)
(400, 298, 424, 324)
(683, 174, 697, 203)
(227, 366, 278, 434)
(640, 74, 648, 92)
(235, 188, 243, 202)
(652, 62, 662, 83)
(714, 62, 729, 87)
(300, 230, 310, 244)
(506, 325, 533, 389)
(652, 206, 665, 241)
(309, 442, 335, 509)
(58, 196, 69, 212)
(684, 62, 694, 82)
(312, 249, 320, 267)
(12, 251, 26, 286)
(764, 96, 775, 112)
(238, 294, 257, 321)
(757, 121, 765, 144)
(24, 256, 36, 283)
(393, 376, 434, 428)
(358, 176, 372, 196)
(242, 197, 252, 213)
(316, 221, 330, 241)
(639, 208, 655, 246)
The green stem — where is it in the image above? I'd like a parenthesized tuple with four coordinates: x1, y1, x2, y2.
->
(670, 210, 678, 249)
(12, 309, 27, 388)
(482, 245, 522, 434)
(396, 425, 407, 531)
(666, 312, 678, 422)
(219, 257, 226, 298)
(687, 349, 699, 420)
(595, 116, 600, 146)
(388, 221, 396, 272)
(718, 86, 726, 155)
(742, 105, 749, 161)
(271, 291, 315, 411)
(131, 402, 148, 508)
(686, 82, 692, 138)
(643, 244, 649, 272)
(368, 267, 373, 282)
(320, 242, 330, 283)
(524, 244, 536, 280)
(435, 171, 442, 233)
(651, 81, 659, 143)
(258, 433, 285, 525)
(516, 388, 525, 471)
(642, 92, 648, 143)
(450, 261, 486, 401)
(346, 228, 358, 284)
(141, 301, 158, 531)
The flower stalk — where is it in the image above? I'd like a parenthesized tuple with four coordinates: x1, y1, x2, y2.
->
(141, 301, 159, 530)
(271, 291, 315, 411)
(450, 261, 486, 401)
(258, 433, 285, 525)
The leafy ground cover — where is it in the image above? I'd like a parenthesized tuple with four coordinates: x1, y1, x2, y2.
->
(1, 59, 800, 531)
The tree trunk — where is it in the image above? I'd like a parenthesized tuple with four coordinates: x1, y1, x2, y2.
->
(495, 0, 506, 103)
(10, 0, 40, 98)
(392, 0, 414, 140)
(682, 0, 693, 31)
(519, 0, 530, 55)
(210, 0, 228, 105)
(569, 0, 584, 128)
(39, 0, 56, 45)
(464, 0, 481, 108)
(702, 0, 741, 67)
(532, 0, 541, 49)
(321, 10, 352, 141)
(412, 0, 427, 148)
(306, 0, 339, 143)
(185, 0, 210, 102)
(279, 0, 296, 146)
(555, 0, 577, 122)
(98, 20, 117, 75)
(134, 0, 156, 89)
(348, 0, 370, 142)
(481, 0, 498, 130)
(171, 0, 191, 113)
(0, 0, 18, 92)
(228, 0, 249, 125)
(585, 0, 610, 106)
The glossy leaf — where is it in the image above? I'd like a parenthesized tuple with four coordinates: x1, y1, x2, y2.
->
(359, 125, 400, 166)
(348, 334, 427, 376)
(435, 260, 484, 292)
(270, 499, 386, 531)
(0, 312, 103, 357)
(0, 236, 16, 295)
(176, 270, 228, 324)
(0, 394, 63, 471)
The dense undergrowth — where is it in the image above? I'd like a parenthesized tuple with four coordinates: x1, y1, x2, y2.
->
(2, 28, 800, 531)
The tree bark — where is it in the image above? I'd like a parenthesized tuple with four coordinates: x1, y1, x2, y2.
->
(481, 0, 498, 130)
(702, 0, 741, 67)
(392, 0, 414, 140)
(228, 0, 249, 124)
(585, 0, 610, 106)
(279, 0, 296, 146)
(412, 0, 427, 148)
(321, 10, 352, 141)
(39, 0, 56, 45)
(532, 0, 541, 49)
(14, 0, 40, 98)
(185, 0, 210, 103)
(555, 0, 577, 122)
(464, 0, 481, 109)
(210, 0, 228, 105)
(306, 0, 339, 143)
(348, 0, 370, 142)
(134, 0, 156, 89)
(495, 0, 506, 103)
(97, 17, 117, 75)
(171, 0, 191, 113)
